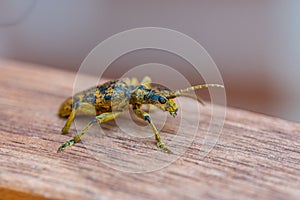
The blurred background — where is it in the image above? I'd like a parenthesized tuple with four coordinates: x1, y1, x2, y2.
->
(0, 0, 300, 122)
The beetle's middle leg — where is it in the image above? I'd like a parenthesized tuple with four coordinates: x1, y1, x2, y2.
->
(133, 106, 170, 153)
(58, 112, 122, 152)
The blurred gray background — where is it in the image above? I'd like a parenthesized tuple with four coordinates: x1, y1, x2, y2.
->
(0, 0, 300, 122)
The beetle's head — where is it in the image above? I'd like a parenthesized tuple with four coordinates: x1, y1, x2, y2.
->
(150, 88, 178, 117)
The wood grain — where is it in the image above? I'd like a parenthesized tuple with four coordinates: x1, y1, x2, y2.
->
(0, 59, 299, 200)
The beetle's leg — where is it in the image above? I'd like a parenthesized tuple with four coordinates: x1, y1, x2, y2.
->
(130, 77, 139, 86)
(58, 112, 122, 152)
(141, 76, 151, 89)
(61, 108, 76, 134)
(61, 103, 95, 134)
(133, 107, 170, 153)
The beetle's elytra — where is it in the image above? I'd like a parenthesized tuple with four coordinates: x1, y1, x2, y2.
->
(57, 76, 224, 153)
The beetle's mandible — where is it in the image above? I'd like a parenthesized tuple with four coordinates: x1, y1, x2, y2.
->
(57, 76, 224, 153)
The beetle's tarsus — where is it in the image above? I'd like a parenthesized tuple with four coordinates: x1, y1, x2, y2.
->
(57, 139, 75, 153)
(157, 141, 171, 153)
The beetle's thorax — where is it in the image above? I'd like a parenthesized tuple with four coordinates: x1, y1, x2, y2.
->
(130, 85, 157, 105)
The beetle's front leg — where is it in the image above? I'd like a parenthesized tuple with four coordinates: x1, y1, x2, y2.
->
(133, 106, 170, 153)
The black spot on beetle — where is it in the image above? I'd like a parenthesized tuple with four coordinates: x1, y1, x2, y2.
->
(104, 95, 111, 101)
(98, 86, 107, 94)
(138, 85, 145, 90)
(151, 95, 159, 101)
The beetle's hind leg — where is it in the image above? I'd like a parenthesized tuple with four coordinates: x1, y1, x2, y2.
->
(58, 112, 122, 152)
(61, 103, 96, 134)
(61, 108, 75, 134)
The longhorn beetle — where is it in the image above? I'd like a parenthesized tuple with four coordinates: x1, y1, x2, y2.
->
(57, 76, 224, 153)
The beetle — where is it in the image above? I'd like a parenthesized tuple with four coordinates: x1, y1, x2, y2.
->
(57, 76, 224, 153)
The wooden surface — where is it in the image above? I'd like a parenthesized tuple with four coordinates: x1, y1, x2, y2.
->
(0, 59, 299, 200)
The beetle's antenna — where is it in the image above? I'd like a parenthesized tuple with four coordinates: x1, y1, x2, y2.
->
(168, 84, 224, 99)
(177, 93, 206, 105)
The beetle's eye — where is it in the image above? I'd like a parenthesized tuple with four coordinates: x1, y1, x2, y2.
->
(158, 96, 166, 104)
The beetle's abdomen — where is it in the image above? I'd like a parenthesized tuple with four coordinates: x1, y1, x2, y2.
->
(58, 79, 132, 118)
(57, 88, 96, 118)
(58, 96, 73, 118)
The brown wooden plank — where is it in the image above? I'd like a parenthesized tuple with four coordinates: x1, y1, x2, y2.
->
(0, 60, 299, 200)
